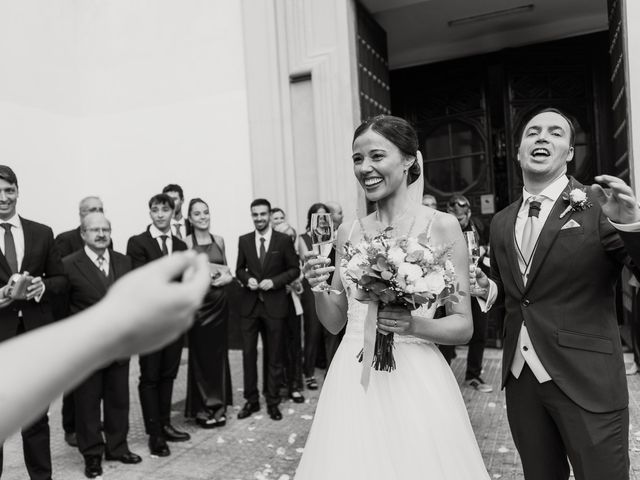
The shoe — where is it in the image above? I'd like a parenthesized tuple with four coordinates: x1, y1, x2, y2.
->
(626, 363, 638, 375)
(237, 401, 260, 420)
(466, 377, 493, 393)
(84, 455, 102, 478)
(148, 435, 170, 457)
(65, 432, 78, 447)
(196, 414, 227, 429)
(267, 405, 283, 421)
(290, 391, 305, 404)
(162, 424, 191, 442)
(305, 377, 318, 390)
(105, 450, 142, 464)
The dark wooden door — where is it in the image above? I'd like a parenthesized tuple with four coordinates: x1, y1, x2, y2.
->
(391, 32, 613, 215)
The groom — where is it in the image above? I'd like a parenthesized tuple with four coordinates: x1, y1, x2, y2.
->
(476, 108, 640, 480)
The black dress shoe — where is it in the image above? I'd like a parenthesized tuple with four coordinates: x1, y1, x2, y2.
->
(65, 432, 78, 447)
(290, 391, 305, 404)
(237, 401, 260, 419)
(105, 450, 142, 464)
(148, 436, 170, 457)
(84, 455, 102, 478)
(162, 424, 191, 442)
(267, 405, 283, 421)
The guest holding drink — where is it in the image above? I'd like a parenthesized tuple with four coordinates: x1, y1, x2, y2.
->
(183, 198, 233, 428)
(298, 203, 330, 390)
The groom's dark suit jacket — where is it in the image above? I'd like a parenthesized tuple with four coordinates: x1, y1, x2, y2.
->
(490, 180, 640, 413)
(235, 231, 300, 318)
(0, 217, 66, 341)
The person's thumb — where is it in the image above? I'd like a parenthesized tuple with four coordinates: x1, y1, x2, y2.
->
(589, 184, 608, 206)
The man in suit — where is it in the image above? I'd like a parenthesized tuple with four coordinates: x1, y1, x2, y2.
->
(63, 212, 141, 478)
(126, 193, 191, 457)
(476, 108, 640, 480)
(54, 195, 112, 448)
(236, 198, 300, 421)
(0, 165, 66, 480)
(162, 184, 192, 240)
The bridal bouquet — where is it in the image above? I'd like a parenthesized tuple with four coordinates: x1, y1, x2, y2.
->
(342, 226, 462, 373)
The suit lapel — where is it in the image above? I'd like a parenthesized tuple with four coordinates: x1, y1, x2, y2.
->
(262, 233, 278, 272)
(503, 200, 525, 294)
(524, 181, 573, 291)
(20, 217, 32, 272)
(75, 252, 108, 296)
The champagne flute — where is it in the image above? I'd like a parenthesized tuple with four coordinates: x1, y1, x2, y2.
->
(464, 230, 486, 295)
(310, 212, 335, 292)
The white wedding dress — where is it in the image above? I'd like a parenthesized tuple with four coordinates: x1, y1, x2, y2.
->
(295, 265, 491, 479)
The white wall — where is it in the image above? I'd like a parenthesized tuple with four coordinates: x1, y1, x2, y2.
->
(0, 0, 254, 267)
(624, 0, 640, 194)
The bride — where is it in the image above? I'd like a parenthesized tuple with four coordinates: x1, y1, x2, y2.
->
(295, 115, 490, 479)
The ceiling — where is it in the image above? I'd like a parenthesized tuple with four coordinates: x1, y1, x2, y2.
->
(359, 0, 609, 69)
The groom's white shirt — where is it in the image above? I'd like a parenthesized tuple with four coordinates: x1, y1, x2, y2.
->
(480, 174, 640, 383)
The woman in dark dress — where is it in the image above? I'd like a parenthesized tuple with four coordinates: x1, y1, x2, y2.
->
(184, 198, 233, 428)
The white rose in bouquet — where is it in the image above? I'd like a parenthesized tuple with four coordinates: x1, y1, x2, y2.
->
(398, 262, 423, 284)
(424, 270, 446, 295)
(387, 246, 406, 267)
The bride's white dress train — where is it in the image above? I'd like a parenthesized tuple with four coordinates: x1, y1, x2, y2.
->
(295, 284, 491, 479)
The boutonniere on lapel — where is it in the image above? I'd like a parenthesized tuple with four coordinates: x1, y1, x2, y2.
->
(559, 187, 592, 218)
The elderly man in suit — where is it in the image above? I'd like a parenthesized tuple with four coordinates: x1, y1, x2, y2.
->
(126, 193, 190, 457)
(54, 195, 112, 448)
(64, 212, 141, 478)
(236, 198, 300, 421)
(476, 108, 640, 480)
(0, 165, 66, 480)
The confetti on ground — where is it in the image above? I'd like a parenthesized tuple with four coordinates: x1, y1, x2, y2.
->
(493, 475, 502, 479)
(300, 415, 313, 420)
(287, 408, 295, 415)
(247, 438, 256, 442)
(254, 415, 264, 420)
(288, 433, 297, 444)
(295, 448, 304, 454)
(267, 444, 274, 448)
(487, 402, 496, 408)
(497, 446, 509, 453)
(279, 476, 291, 480)
(276, 447, 286, 456)
(216, 436, 225, 444)
(248, 426, 256, 431)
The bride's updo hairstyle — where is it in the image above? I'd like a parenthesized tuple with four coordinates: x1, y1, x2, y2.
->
(352, 115, 421, 185)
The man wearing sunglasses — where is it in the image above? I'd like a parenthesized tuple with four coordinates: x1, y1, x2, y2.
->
(447, 195, 493, 393)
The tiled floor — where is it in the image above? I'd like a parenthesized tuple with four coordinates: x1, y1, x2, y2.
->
(3, 347, 639, 479)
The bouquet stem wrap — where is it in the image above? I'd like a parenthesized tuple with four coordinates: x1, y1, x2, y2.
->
(359, 301, 379, 390)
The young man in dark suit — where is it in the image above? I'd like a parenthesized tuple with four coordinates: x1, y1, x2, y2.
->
(476, 108, 640, 480)
(236, 198, 300, 421)
(126, 193, 190, 457)
(54, 195, 112, 448)
(0, 165, 66, 480)
(64, 212, 141, 478)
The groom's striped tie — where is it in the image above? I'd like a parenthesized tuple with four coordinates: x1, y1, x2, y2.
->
(519, 196, 543, 283)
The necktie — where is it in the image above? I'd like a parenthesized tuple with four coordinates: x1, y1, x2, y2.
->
(520, 196, 543, 280)
(1, 223, 18, 273)
(160, 235, 169, 256)
(97, 255, 107, 277)
(259, 237, 266, 265)
(174, 223, 182, 240)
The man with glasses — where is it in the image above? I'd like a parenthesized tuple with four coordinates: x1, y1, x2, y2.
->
(63, 213, 141, 478)
(447, 194, 493, 393)
(54, 196, 112, 448)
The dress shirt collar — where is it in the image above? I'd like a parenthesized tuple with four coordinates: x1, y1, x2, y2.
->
(522, 174, 569, 205)
(149, 224, 171, 239)
(255, 227, 272, 244)
(0, 212, 21, 230)
(84, 245, 110, 265)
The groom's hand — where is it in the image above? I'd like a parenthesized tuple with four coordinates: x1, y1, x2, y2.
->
(592, 175, 640, 224)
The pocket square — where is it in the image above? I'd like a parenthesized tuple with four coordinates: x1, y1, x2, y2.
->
(560, 219, 581, 230)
